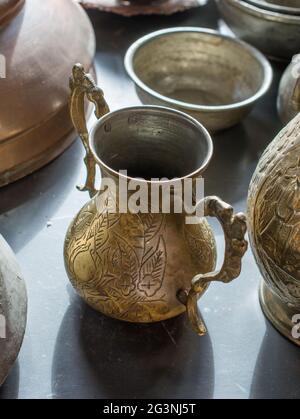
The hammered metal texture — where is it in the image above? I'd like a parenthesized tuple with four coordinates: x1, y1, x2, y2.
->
(248, 113, 300, 308)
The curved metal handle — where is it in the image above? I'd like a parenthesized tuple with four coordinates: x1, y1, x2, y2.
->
(69, 63, 110, 198)
(178, 196, 248, 336)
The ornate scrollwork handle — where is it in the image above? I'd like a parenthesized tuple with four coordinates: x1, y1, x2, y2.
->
(69, 63, 110, 197)
(178, 196, 248, 335)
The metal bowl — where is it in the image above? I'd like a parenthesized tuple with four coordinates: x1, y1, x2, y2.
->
(125, 27, 272, 132)
(217, 0, 300, 61)
(246, 0, 300, 16)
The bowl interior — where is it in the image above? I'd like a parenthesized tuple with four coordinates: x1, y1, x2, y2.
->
(130, 31, 267, 108)
(92, 107, 211, 180)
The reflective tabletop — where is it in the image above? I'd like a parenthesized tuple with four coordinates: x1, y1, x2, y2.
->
(1, 1, 299, 399)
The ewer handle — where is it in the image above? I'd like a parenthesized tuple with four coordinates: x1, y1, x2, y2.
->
(178, 196, 248, 335)
(69, 63, 110, 197)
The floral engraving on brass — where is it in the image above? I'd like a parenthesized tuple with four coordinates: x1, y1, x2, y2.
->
(65, 64, 248, 335)
(248, 114, 300, 304)
(248, 112, 300, 345)
(64, 188, 217, 323)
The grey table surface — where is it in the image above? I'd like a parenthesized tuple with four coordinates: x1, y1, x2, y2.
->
(0, 1, 299, 400)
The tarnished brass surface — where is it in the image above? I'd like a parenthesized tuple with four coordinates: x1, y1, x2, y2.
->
(248, 112, 300, 345)
(64, 65, 247, 335)
(260, 281, 300, 346)
(217, 0, 300, 61)
(277, 56, 300, 124)
(125, 27, 272, 132)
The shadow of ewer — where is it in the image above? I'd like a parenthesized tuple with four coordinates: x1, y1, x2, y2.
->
(52, 294, 215, 399)
(250, 320, 300, 399)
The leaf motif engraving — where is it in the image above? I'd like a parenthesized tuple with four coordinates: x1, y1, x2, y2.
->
(71, 210, 94, 240)
(110, 235, 140, 297)
(138, 236, 167, 297)
(65, 191, 169, 321)
(140, 213, 165, 264)
(143, 213, 164, 242)
(88, 213, 108, 248)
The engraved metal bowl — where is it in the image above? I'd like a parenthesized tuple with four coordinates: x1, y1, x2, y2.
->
(217, 0, 300, 61)
(125, 27, 272, 132)
(246, 0, 300, 15)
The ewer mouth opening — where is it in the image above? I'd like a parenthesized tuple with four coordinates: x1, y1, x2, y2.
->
(89, 105, 213, 184)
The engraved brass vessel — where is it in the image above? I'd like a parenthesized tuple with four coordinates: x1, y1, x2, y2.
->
(248, 111, 300, 346)
(277, 55, 300, 124)
(64, 65, 247, 335)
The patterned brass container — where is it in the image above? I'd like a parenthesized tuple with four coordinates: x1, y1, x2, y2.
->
(64, 65, 247, 335)
(277, 55, 300, 124)
(248, 112, 300, 345)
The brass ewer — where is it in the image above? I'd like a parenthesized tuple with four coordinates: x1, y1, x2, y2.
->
(248, 111, 300, 345)
(64, 64, 248, 335)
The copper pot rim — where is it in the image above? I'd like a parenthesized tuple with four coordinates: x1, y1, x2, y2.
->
(89, 105, 214, 185)
(124, 27, 273, 114)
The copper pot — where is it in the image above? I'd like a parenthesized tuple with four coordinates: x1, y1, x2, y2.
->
(0, 0, 95, 186)
(63, 64, 248, 335)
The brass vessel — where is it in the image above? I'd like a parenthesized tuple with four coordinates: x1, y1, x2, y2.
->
(277, 55, 300, 124)
(0, 0, 95, 186)
(217, 0, 300, 61)
(248, 111, 300, 345)
(64, 65, 247, 335)
(125, 27, 272, 133)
